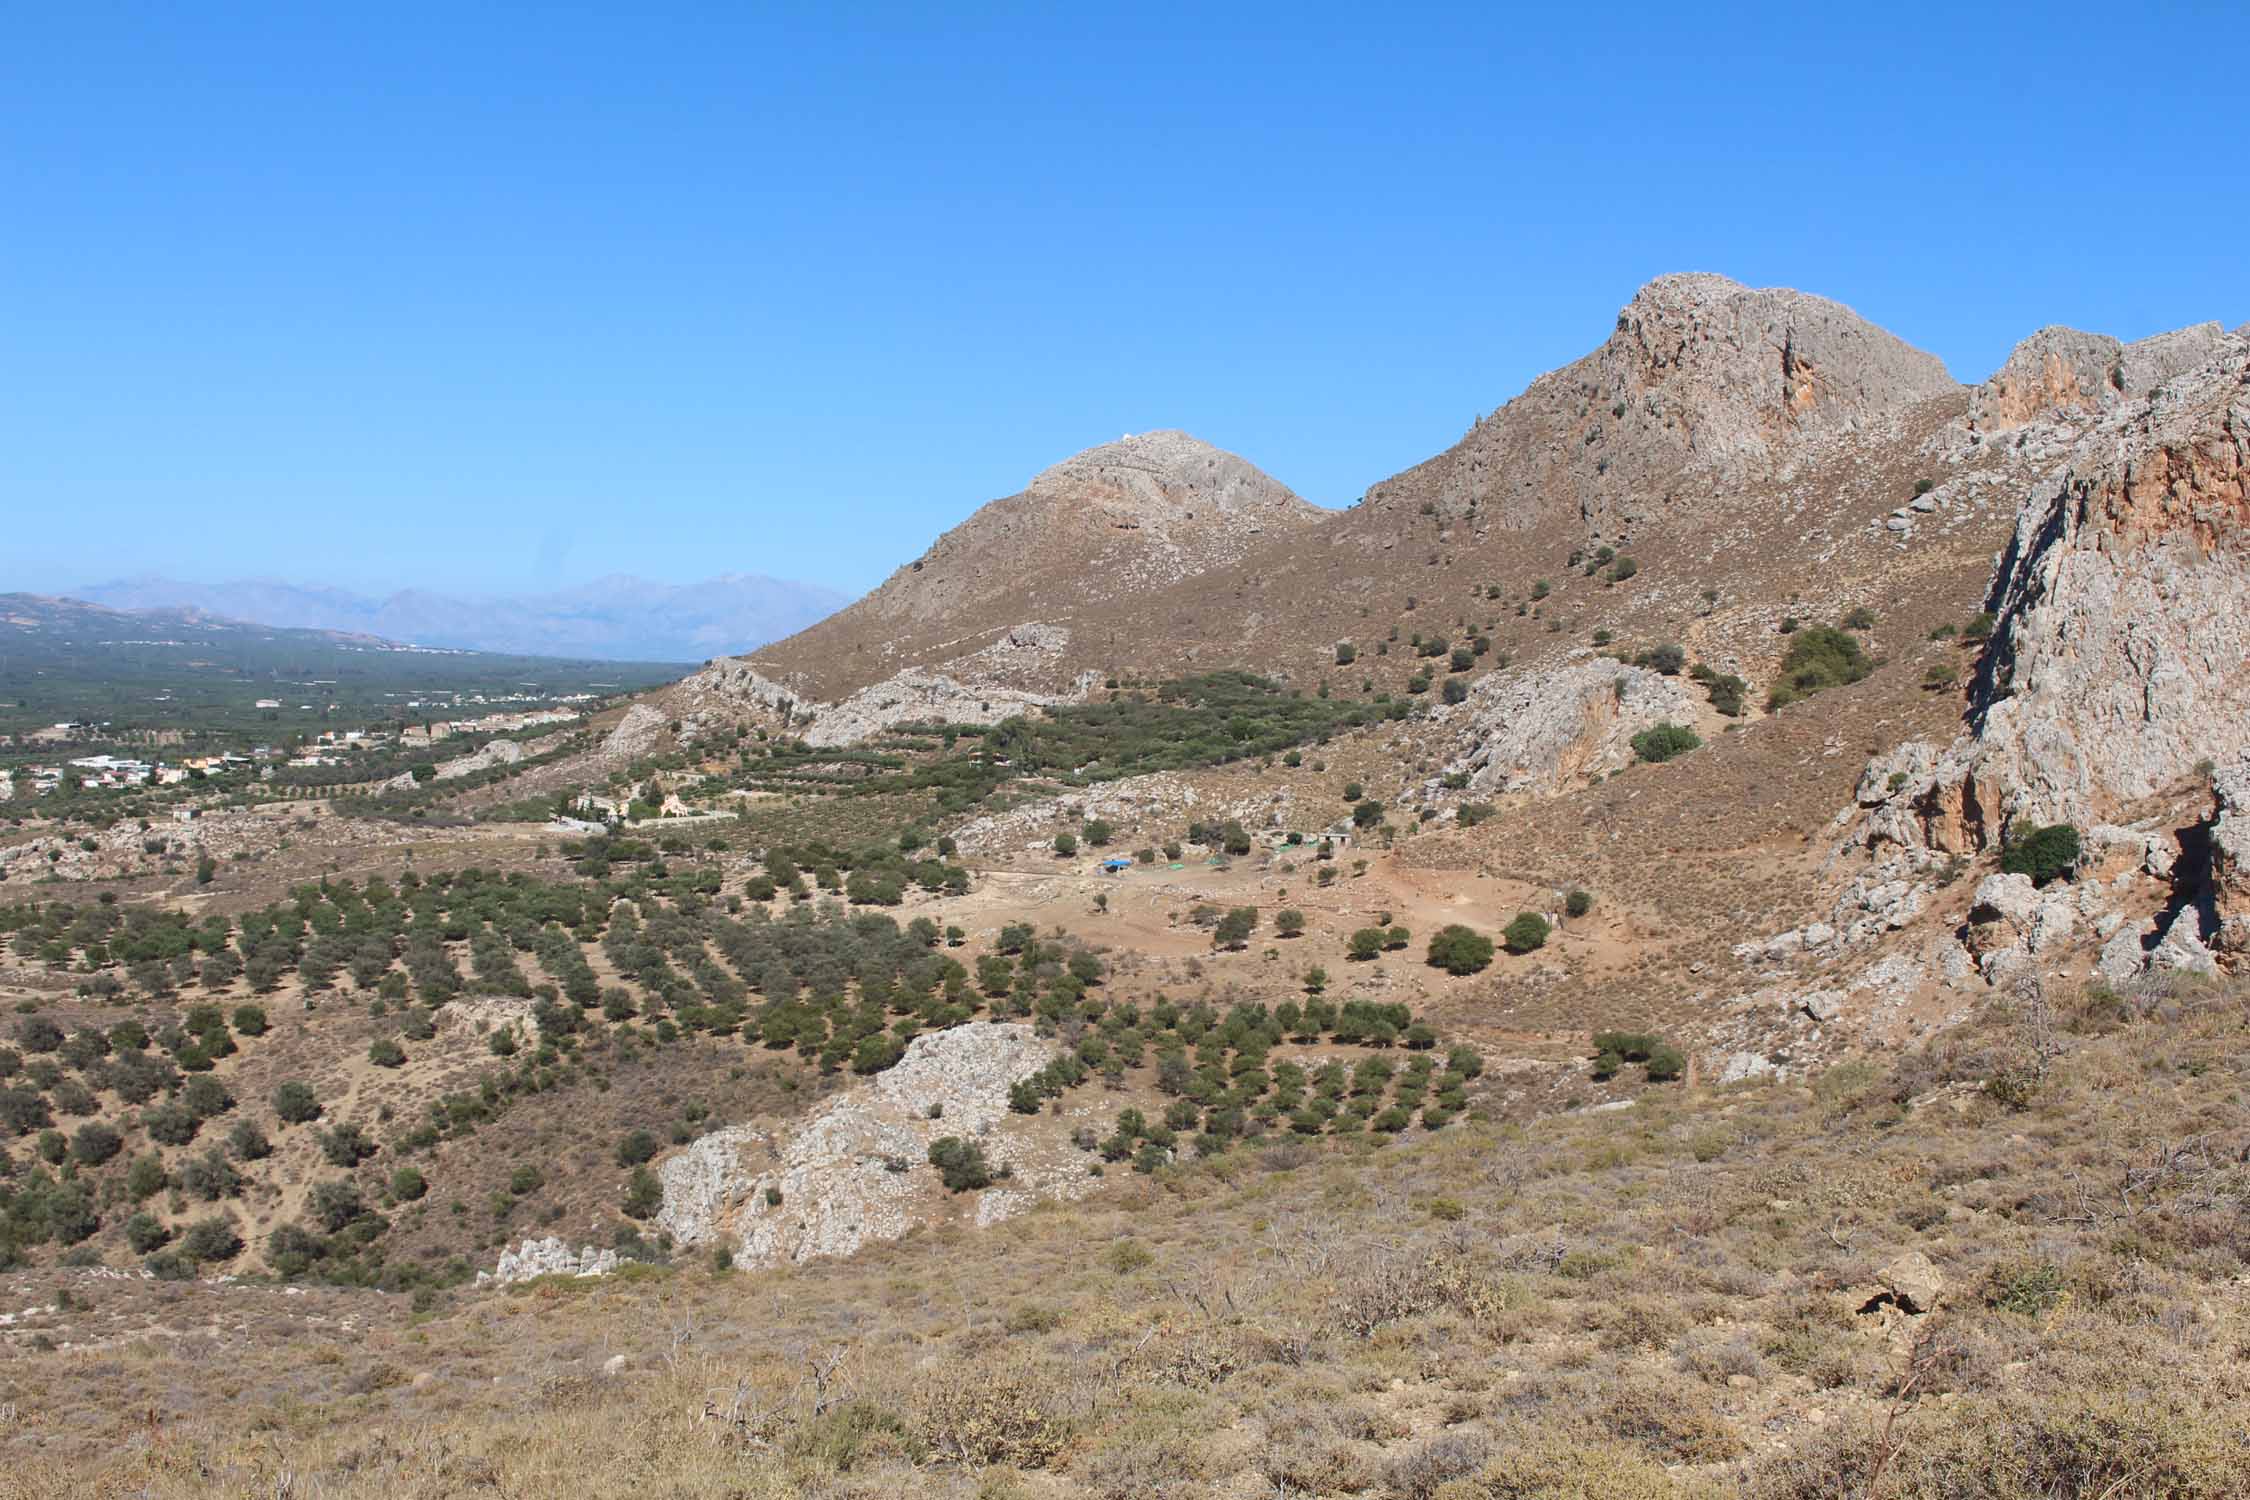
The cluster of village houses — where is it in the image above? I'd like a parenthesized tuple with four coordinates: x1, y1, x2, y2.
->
(9, 749, 268, 794)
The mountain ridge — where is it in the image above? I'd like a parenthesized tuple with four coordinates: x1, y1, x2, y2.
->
(70, 571, 849, 663)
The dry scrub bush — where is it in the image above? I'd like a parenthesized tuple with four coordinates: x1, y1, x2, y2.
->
(916, 1355, 1071, 1468)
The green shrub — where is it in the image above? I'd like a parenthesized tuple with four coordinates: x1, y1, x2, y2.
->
(927, 1136, 994, 1192)
(1590, 1029, 1683, 1083)
(142, 1104, 198, 1147)
(273, 1081, 321, 1124)
(1631, 723, 1701, 763)
(621, 1167, 662, 1219)
(226, 1119, 270, 1161)
(1564, 889, 1594, 919)
(1633, 643, 1684, 675)
(1701, 672, 1746, 716)
(1051, 832, 1077, 858)
(368, 1038, 406, 1068)
(1999, 823, 2081, 885)
(179, 1217, 243, 1263)
(1983, 1258, 2065, 1316)
(125, 1154, 166, 1200)
(1425, 924, 1495, 975)
(1503, 912, 1550, 954)
(125, 1212, 170, 1254)
(70, 1122, 122, 1166)
(1766, 626, 1872, 709)
(318, 1123, 376, 1167)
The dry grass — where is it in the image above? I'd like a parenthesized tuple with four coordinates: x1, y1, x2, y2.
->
(6, 971, 2245, 1497)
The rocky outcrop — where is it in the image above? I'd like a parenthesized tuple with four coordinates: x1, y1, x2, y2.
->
(1442, 659, 1697, 798)
(475, 1237, 619, 1287)
(1968, 322, 2237, 434)
(2209, 762, 2250, 962)
(1965, 344, 2250, 823)
(600, 702, 670, 762)
(795, 629, 1095, 747)
(383, 737, 523, 790)
(1025, 429, 1310, 527)
(656, 1023, 1092, 1270)
(1856, 344, 2250, 854)
(671, 623, 1092, 747)
(1366, 274, 1956, 532)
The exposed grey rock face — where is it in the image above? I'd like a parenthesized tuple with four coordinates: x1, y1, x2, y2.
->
(800, 668, 1081, 747)
(475, 1237, 619, 1287)
(600, 702, 670, 762)
(1967, 346, 2250, 824)
(671, 623, 1091, 747)
(1442, 658, 1696, 798)
(655, 1022, 1092, 1271)
(1854, 344, 2250, 855)
(2209, 761, 2250, 961)
(459, 738, 525, 775)
(384, 737, 524, 790)
(1026, 429, 1311, 523)
(1968, 322, 2236, 434)
(1366, 273, 1956, 532)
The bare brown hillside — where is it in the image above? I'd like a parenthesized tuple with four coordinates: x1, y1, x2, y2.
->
(706, 276, 1969, 722)
(747, 429, 1328, 702)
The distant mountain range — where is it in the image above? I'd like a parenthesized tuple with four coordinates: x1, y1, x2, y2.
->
(71, 572, 854, 663)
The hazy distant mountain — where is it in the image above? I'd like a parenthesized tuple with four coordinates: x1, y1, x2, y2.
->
(72, 572, 854, 663)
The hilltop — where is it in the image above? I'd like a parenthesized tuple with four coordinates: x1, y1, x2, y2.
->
(742, 429, 1327, 703)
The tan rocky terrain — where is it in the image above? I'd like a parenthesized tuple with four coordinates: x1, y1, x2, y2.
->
(5, 274, 2249, 1497)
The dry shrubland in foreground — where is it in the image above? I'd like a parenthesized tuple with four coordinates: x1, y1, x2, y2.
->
(10, 972, 2246, 1499)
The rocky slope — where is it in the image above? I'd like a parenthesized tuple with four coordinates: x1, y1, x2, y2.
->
(1363, 273, 1956, 534)
(1438, 657, 1698, 801)
(1862, 334, 2249, 851)
(654, 1023, 1097, 1269)
(742, 430, 1326, 701)
(1965, 320, 2236, 435)
(1722, 331, 2250, 1049)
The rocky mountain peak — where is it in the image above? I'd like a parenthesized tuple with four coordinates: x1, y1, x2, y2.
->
(1024, 429, 1317, 523)
(1365, 273, 1955, 534)
(1605, 273, 1954, 437)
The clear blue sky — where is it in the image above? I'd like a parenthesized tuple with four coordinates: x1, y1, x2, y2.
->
(4, 3, 2243, 598)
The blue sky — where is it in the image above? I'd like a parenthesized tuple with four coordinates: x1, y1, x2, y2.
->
(3, 3, 2243, 598)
